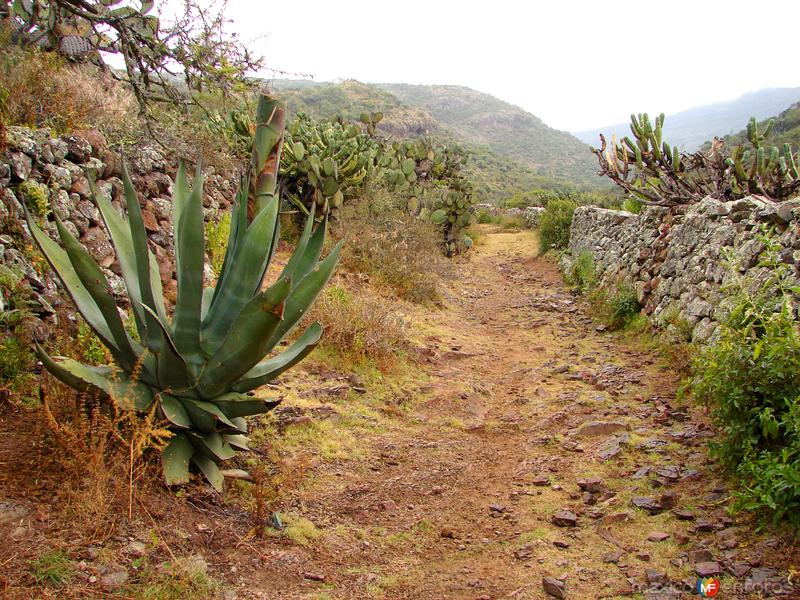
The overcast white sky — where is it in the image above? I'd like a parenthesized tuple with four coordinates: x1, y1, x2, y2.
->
(179, 0, 800, 132)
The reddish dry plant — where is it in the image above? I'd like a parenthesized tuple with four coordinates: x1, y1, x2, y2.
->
(39, 376, 172, 530)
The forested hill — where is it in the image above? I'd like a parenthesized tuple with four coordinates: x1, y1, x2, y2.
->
(574, 87, 800, 151)
(269, 79, 606, 204)
(714, 101, 800, 149)
(377, 83, 600, 185)
(270, 79, 442, 139)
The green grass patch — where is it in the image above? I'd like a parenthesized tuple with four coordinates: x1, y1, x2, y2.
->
(30, 550, 73, 587)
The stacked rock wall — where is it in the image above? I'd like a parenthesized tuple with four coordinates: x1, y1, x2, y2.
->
(1, 125, 238, 338)
(565, 197, 800, 341)
(0, 127, 235, 302)
(523, 206, 545, 228)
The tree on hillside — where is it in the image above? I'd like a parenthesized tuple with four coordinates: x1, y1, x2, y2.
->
(1, 0, 262, 114)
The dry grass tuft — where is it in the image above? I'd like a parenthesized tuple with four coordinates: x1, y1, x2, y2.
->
(0, 35, 136, 136)
(309, 282, 409, 362)
(337, 184, 450, 304)
(38, 374, 172, 528)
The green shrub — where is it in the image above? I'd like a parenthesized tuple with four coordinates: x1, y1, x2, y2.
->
(620, 197, 644, 214)
(0, 265, 37, 400)
(538, 198, 576, 251)
(565, 250, 596, 293)
(688, 234, 800, 527)
(204, 212, 231, 277)
(19, 180, 50, 218)
(76, 322, 107, 365)
(0, 334, 34, 388)
(657, 304, 694, 343)
(475, 208, 495, 224)
(589, 283, 642, 331)
(608, 284, 641, 329)
(504, 195, 530, 209)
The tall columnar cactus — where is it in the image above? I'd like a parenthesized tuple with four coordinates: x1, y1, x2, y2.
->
(594, 113, 800, 205)
(29, 94, 341, 491)
(725, 117, 800, 199)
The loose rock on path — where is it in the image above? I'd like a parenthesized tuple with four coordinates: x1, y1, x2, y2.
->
(240, 227, 798, 598)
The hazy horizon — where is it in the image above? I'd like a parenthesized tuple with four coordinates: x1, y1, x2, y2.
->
(266, 77, 800, 135)
(170, 0, 800, 132)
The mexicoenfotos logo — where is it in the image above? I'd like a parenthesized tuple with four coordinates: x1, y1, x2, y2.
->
(697, 577, 721, 597)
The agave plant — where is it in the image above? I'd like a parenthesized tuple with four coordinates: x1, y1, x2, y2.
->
(28, 95, 341, 491)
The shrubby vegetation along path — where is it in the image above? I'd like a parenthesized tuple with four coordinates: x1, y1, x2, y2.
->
(250, 227, 796, 599)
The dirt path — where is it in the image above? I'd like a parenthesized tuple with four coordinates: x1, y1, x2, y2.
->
(243, 228, 797, 599)
(3, 228, 798, 599)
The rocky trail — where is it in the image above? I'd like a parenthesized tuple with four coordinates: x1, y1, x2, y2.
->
(240, 228, 798, 599)
(2, 227, 797, 599)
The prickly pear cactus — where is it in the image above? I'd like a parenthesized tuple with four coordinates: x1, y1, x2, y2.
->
(278, 115, 476, 255)
(382, 138, 474, 256)
(280, 113, 382, 218)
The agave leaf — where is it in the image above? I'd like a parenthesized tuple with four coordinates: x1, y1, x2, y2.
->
(230, 417, 248, 433)
(198, 277, 291, 398)
(27, 215, 115, 352)
(172, 161, 189, 260)
(209, 179, 249, 309)
(36, 344, 110, 394)
(263, 201, 281, 284)
(179, 397, 242, 433)
(173, 163, 205, 364)
(223, 434, 250, 451)
(92, 177, 148, 339)
(219, 468, 252, 480)
(266, 241, 342, 348)
(36, 345, 154, 410)
(147, 251, 168, 323)
(121, 163, 163, 353)
(140, 304, 189, 391)
(282, 214, 326, 288)
(93, 179, 168, 331)
(202, 196, 280, 353)
(191, 454, 223, 491)
(232, 322, 323, 392)
(162, 432, 193, 486)
(212, 392, 281, 419)
(190, 431, 237, 461)
(278, 204, 315, 282)
(159, 394, 192, 428)
(54, 217, 139, 372)
(201, 287, 214, 321)
(250, 96, 285, 216)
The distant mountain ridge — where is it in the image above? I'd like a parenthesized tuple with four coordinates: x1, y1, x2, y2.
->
(270, 79, 442, 139)
(713, 101, 800, 150)
(574, 87, 800, 152)
(377, 83, 600, 185)
(268, 79, 605, 203)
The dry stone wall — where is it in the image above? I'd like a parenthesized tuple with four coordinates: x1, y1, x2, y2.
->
(0, 125, 238, 339)
(563, 197, 800, 342)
